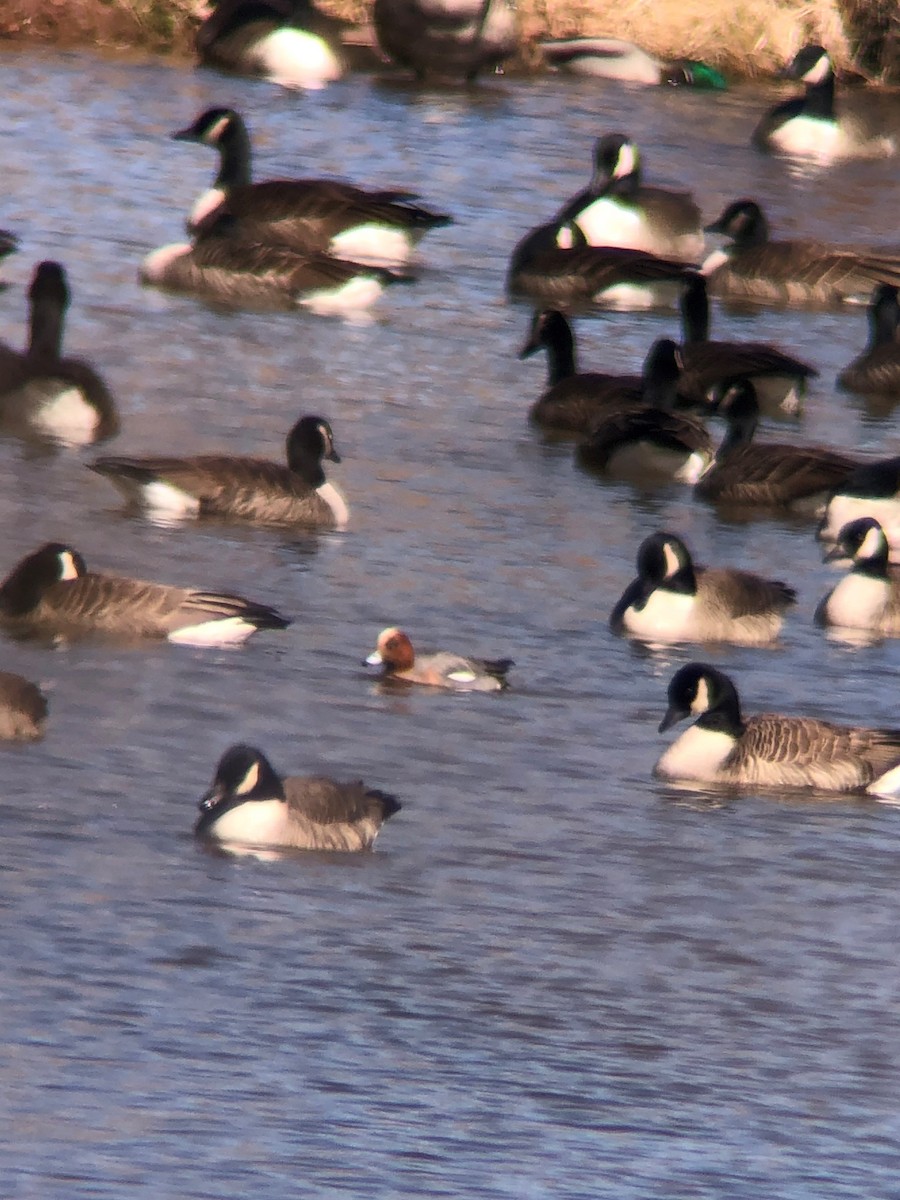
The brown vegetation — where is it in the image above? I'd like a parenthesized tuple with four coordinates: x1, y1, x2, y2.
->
(0, 0, 896, 80)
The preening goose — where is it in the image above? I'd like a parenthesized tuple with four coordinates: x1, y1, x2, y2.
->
(195, 744, 401, 852)
(0, 543, 291, 648)
(655, 662, 900, 797)
(90, 415, 348, 529)
(173, 107, 451, 267)
(610, 531, 796, 645)
(702, 199, 900, 307)
(365, 627, 513, 691)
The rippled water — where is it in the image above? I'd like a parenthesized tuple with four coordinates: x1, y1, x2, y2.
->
(1, 46, 900, 1199)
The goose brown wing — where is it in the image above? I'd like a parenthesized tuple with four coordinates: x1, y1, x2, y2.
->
(734, 715, 900, 788)
(699, 569, 797, 617)
(716, 241, 900, 300)
(283, 776, 400, 824)
(681, 342, 816, 397)
(511, 246, 691, 304)
(697, 445, 858, 503)
(580, 407, 711, 468)
(529, 375, 643, 432)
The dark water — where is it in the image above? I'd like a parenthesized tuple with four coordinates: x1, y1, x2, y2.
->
(1, 46, 900, 1199)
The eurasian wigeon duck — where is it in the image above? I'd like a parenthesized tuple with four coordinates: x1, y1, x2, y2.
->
(365, 627, 513, 691)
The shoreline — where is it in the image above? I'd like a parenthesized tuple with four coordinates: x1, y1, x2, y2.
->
(0, 0, 897, 82)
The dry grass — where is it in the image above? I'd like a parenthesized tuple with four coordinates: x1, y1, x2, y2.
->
(0, 0, 892, 79)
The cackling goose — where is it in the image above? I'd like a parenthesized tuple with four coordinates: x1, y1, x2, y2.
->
(555, 134, 704, 262)
(702, 199, 900, 307)
(195, 743, 401, 852)
(507, 219, 692, 311)
(90, 414, 348, 528)
(752, 44, 894, 162)
(0, 543, 291, 647)
(816, 517, 900, 636)
(836, 284, 900, 396)
(0, 261, 118, 447)
(678, 273, 816, 414)
(173, 107, 451, 267)
(656, 662, 900, 797)
(610, 531, 796, 645)
(372, 0, 517, 82)
(366, 627, 513, 691)
(0, 670, 48, 741)
(695, 380, 859, 510)
(196, 0, 347, 89)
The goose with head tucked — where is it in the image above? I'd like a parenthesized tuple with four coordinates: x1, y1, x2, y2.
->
(678, 273, 816, 415)
(195, 743, 401, 852)
(695, 379, 860, 510)
(752, 44, 894, 162)
(655, 662, 900, 797)
(372, 0, 517, 82)
(576, 339, 713, 482)
(610, 531, 796, 645)
(816, 517, 900, 636)
(507, 219, 692, 311)
(142, 212, 413, 315)
(555, 134, 704, 262)
(196, 0, 348, 90)
(0, 262, 118, 447)
(172, 107, 451, 267)
(837, 284, 900, 396)
(0, 670, 48, 741)
(0, 543, 290, 648)
(702, 199, 900, 307)
(366, 627, 513, 691)
(90, 415, 348, 529)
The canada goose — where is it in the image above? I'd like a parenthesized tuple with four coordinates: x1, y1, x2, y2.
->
(816, 518, 900, 636)
(655, 662, 900, 797)
(90, 414, 347, 529)
(576, 340, 713, 481)
(0, 670, 48, 741)
(365, 627, 513, 691)
(196, 0, 347, 89)
(836, 284, 900, 395)
(372, 0, 517, 81)
(695, 379, 859, 509)
(195, 744, 401, 852)
(507, 220, 692, 311)
(0, 229, 18, 281)
(678, 273, 816, 414)
(141, 214, 412, 316)
(752, 44, 894, 162)
(0, 543, 291, 647)
(538, 37, 726, 88)
(819, 458, 900, 556)
(173, 107, 451, 267)
(702, 199, 900, 306)
(555, 134, 704, 262)
(610, 531, 796, 645)
(0, 262, 118, 447)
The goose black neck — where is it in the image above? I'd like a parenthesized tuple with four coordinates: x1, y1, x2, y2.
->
(216, 117, 253, 189)
(27, 289, 66, 361)
(869, 286, 900, 351)
(542, 314, 576, 385)
(803, 72, 836, 119)
(680, 275, 710, 344)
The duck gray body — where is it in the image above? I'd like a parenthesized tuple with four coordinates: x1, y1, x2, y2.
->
(655, 663, 900, 796)
(196, 744, 401, 851)
(0, 543, 290, 646)
(0, 670, 48, 741)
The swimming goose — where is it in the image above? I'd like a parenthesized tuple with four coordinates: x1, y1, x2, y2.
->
(655, 662, 900, 796)
(678, 273, 816, 414)
(538, 37, 726, 88)
(816, 518, 900, 636)
(0, 229, 18, 282)
(141, 214, 412, 315)
(695, 379, 859, 509)
(519, 309, 650, 434)
(702, 200, 900, 306)
(90, 415, 348, 529)
(0, 543, 291, 647)
(195, 744, 401, 851)
(173, 107, 451, 267)
(836, 284, 900, 396)
(196, 0, 347, 89)
(507, 219, 692, 310)
(555, 134, 704, 262)
(372, 0, 517, 81)
(0, 261, 118, 447)
(819, 458, 900, 555)
(0, 670, 48, 741)
(610, 531, 796, 645)
(576, 340, 713, 482)
(752, 44, 894, 162)
(365, 627, 513, 691)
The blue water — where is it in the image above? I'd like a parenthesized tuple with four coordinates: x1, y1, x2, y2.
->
(0, 45, 899, 1199)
